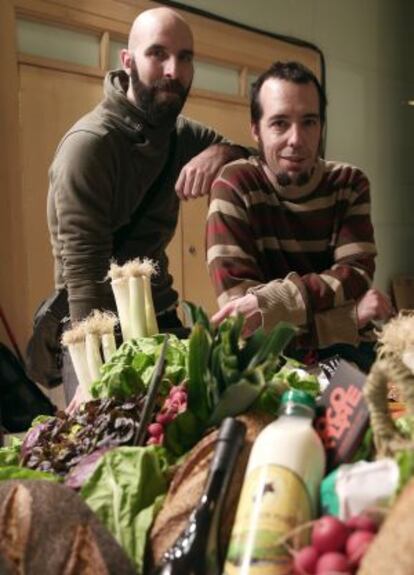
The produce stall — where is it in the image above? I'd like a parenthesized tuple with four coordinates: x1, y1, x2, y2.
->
(0, 259, 413, 575)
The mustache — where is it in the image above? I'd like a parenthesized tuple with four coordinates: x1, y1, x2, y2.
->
(152, 78, 187, 97)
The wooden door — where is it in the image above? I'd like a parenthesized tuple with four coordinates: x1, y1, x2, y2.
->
(180, 95, 253, 316)
(20, 65, 104, 334)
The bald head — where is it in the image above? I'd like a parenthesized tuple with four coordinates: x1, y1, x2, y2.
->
(128, 8, 193, 52)
(120, 7, 194, 123)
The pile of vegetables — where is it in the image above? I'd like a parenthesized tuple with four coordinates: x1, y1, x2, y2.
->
(0, 258, 328, 573)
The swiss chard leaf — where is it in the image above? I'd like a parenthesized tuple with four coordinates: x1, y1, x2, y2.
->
(208, 380, 265, 427)
(248, 321, 297, 369)
(163, 410, 203, 457)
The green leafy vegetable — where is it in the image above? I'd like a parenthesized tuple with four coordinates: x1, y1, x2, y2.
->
(0, 436, 23, 466)
(81, 445, 170, 573)
(0, 465, 61, 482)
(91, 334, 188, 399)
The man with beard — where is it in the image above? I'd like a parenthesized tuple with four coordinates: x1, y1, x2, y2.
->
(206, 61, 392, 367)
(29, 7, 248, 403)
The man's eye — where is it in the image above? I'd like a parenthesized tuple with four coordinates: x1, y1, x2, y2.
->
(149, 48, 166, 59)
(180, 53, 193, 63)
(304, 118, 319, 127)
(272, 121, 287, 130)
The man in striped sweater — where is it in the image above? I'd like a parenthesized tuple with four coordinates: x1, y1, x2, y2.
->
(207, 61, 392, 365)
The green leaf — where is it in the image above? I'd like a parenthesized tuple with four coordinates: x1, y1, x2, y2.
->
(187, 324, 212, 421)
(163, 410, 203, 457)
(0, 466, 61, 482)
(238, 328, 266, 370)
(248, 321, 297, 369)
(81, 445, 170, 573)
(0, 442, 22, 467)
(208, 380, 265, 427)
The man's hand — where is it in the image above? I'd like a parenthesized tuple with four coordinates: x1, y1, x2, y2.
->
(65, 384, 90, 415)
(356, 288, 394, 328)
(175, 144, 245, 200)
(211, 293, 262, 337)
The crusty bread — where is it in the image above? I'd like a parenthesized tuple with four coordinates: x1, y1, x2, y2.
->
(0, 480, 136, 575)
(149, 411, 273, 568)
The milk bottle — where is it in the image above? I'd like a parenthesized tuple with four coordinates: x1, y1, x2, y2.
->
(224, 389, 326, 574)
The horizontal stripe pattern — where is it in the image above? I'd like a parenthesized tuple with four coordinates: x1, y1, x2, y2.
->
(207, 157, 376, 323)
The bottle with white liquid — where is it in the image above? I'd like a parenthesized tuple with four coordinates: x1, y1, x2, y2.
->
(224, 389, 326, 575)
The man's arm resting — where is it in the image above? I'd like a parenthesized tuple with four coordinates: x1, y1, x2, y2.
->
(175, 143, 250, 200)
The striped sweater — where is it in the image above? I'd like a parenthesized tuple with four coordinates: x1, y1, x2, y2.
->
(206, 156, 377, 349)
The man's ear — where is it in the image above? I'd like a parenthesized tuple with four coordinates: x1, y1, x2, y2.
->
(251, 122, 260, 144)
(120, 49, 132, 74)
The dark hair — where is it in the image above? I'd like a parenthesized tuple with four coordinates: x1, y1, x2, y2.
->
(250, 61, 327, 125)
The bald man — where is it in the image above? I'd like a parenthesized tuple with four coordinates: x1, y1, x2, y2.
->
(28, 7, 248, 402)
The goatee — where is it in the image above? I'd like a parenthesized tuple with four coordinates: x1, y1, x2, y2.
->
(130, 58, 191, 125)
(257, 139, 312, 187)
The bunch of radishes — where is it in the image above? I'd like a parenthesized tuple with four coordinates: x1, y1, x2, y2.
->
(147, 384, 188, 445)
(293, 513, 378, 574)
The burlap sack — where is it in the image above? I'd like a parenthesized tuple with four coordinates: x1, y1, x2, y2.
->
(358, 478, 414, 575)
(149, 411, 273, 568)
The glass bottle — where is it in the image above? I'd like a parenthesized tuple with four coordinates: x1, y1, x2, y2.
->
(153, 417, 246, 575)
(224, 389, 326, 575)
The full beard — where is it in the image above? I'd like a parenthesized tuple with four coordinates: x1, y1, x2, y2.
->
(130, 58, 191, 126)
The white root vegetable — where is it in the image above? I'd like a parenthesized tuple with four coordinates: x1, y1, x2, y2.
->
(143, 274, 159, 336)
(110, 276, 132, 341)
(129, 275, 147, 338)
(85, 332, 102, 381)
(101, 332, 117, 363)
(61, 325, 92, 399)
(108, 258, 159, 341)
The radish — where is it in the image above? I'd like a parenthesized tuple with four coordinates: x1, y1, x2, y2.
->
(345, 513, 377, 533)
(156, 412, 175, 425)
(312, 516, 349, 553)
(148, 422, 163, 437)
(293, 545, 320, 574)
(315, 552, 351, 574)
(346, 529, 375, 567)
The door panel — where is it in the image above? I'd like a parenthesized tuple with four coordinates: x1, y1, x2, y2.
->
(20, 65, 103, 329)
(180, 95, 254, 316)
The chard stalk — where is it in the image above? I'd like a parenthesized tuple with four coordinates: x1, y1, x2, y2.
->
(129, 275, 147, 338)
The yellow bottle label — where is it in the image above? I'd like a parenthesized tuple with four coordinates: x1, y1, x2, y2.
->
(224, 464, 312, 575)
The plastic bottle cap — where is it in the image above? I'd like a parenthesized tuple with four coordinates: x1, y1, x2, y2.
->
(280, 389, 316, 409)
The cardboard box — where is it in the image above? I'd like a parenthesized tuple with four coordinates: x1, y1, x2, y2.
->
(314, 359, 369, 472)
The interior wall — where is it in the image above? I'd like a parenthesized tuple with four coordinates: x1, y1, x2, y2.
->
(174, 0, 414, 293)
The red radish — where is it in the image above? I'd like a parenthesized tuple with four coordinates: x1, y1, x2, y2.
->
(316, 552, 351, 574)
(346, 529, 375, 567)
(170, 390, 187, 404)
(345, 514, 377, 533)
(312, 516, 349, 553)
(148, 422, 163, 437)
(293, 545, 320, 574)
(156, 412, 175, 425)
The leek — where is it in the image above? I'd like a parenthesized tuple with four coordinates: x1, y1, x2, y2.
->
(108, 258, 159, 341)
(141, 258, 159, 336)
(61, 324, 92, 399)
(108, 263, 132, 341)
